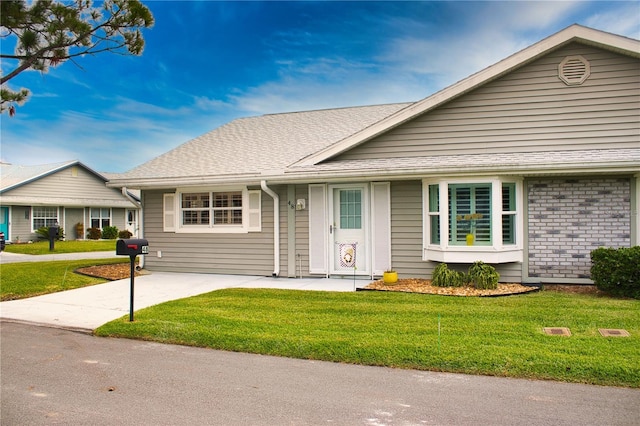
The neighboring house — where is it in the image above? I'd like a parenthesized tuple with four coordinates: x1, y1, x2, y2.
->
(108, 25, 639, 285)
(0, 160, 141, 242)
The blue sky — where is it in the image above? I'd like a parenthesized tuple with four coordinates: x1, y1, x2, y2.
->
(1, 1, 639, 173)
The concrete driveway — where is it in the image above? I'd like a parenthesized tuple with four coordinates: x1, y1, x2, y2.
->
(0, 251, 364, 331)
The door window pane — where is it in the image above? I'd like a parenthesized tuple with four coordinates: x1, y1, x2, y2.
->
(340, 190, 361, 229)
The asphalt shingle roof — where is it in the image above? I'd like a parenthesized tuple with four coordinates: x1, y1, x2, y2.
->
(120, 103, 412, 180)
(0, 161, 78, 192)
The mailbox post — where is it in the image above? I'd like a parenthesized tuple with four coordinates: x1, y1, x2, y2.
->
(48, 225, 59, 251)
(116, 239, 149, 321)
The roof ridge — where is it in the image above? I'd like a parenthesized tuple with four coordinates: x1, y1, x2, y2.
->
(261, 101, 415, 117)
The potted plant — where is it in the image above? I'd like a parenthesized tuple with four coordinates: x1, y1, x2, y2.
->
(383, 268, 398, 285)
(457, 213, 483, 246)
(75, 222, 84, 240)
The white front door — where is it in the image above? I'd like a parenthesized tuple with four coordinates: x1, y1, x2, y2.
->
(329, 185, 368, 275)
(126, 209, 138, 237)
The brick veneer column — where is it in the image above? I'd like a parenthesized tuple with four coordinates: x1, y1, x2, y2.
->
(527, 177, 631, 280)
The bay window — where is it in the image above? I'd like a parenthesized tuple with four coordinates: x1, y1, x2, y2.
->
(423, 178, 523, 263)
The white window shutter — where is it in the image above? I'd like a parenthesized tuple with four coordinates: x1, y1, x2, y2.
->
(247, 190, 262, 232)
(308, 184, 328, 275)
(371, 182, 391, 275)
(163, 193, 176, 232)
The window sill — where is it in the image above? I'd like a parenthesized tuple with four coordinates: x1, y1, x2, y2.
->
(424, 247, 523, 264)
(176, 226, 248, 234)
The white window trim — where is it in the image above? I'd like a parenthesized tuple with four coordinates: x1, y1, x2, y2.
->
(90, 207, 112, 230)
(170, 187, 260, 234)
(422, 177, 523, 264)
(31, 206, 60, 232)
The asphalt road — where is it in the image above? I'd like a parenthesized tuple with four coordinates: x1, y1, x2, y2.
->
(2, 322, 639, 425)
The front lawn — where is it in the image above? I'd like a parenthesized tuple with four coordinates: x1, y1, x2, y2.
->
(96, 289, 640, 387)
(3, 240, 115, 254)
(1, 258, 126, 301)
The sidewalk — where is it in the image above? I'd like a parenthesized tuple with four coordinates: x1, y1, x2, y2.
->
(0, 250, 118, 263)
(1, 257, 366, 332)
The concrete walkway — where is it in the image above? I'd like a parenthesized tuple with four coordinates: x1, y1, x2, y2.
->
(1, 252, 366, 332)
(0, 250, 119, 263)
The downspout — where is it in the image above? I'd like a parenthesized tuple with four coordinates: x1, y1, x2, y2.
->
(122, 187, 144, 268)
(260, 180, 280, 277)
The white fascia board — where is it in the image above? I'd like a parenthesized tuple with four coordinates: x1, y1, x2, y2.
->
(283, 160, 640, 182)
(107, 173, 268, 190)
(0, 196, 138, 208)
(294, 25, 640, 167)
(108, 158, 639, 190)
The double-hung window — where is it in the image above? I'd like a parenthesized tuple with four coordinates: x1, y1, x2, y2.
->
(181, 191, 243, 227)
(423, 178, 523, 263)
(164, 187, 261, 233)
(32, 207, 58, 230)
(90, 208, 111, 229)
(213, 192, 243, 225)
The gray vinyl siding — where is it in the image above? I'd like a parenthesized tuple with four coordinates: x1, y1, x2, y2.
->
(111, 208, 127, 232)
(390, 181, 425, 277)
(65, 208, 84, 239)
(389, 181, 523, 283)
(9, 206, 31, 242)
(337, 43, 639, 160)
(294, 184, 310, 277)
(275, 185, 289, 276)
(142, 188, 279, 276)
(4, 166, 128, 203)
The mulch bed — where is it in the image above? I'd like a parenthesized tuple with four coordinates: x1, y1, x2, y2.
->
(365, 279, 539, 297)
(76, 263, 142, 281)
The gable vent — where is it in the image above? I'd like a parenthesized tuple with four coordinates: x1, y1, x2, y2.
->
(558, 55, 590, 86)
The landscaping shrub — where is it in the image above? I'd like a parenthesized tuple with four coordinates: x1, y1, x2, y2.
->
(590, 246, 640, 299)
(467, 261, 500, 290)
(35, 226, 64, 241)
(101, 226, 119, 240)
(75, 222, 84, 239)
(118, 230, 133, 239)
(87, 227, 102, 240)
(432, 263, 465, 287)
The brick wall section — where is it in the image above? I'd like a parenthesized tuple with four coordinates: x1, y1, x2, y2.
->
(527, 177, 631, 280)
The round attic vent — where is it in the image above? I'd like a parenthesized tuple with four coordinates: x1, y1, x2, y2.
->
(558, 55, 590, 86)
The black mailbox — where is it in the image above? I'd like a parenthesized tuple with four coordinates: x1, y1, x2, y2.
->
(48, 226, 59, 238)
(116, 238, 150, 323)
(47, 225, 59, 251)
(0, 232, 5, 252)
(116, 239, 149, 256)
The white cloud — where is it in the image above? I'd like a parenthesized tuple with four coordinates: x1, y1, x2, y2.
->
(1, 94, 234, 172)
(583, 3, 640, 39)
(474, 1, 582, 31)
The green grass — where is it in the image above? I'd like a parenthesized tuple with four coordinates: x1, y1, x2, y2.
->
(4, 240, 116, 254)
(96, 289, 640, 387)
(1, 258, 125, 300)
